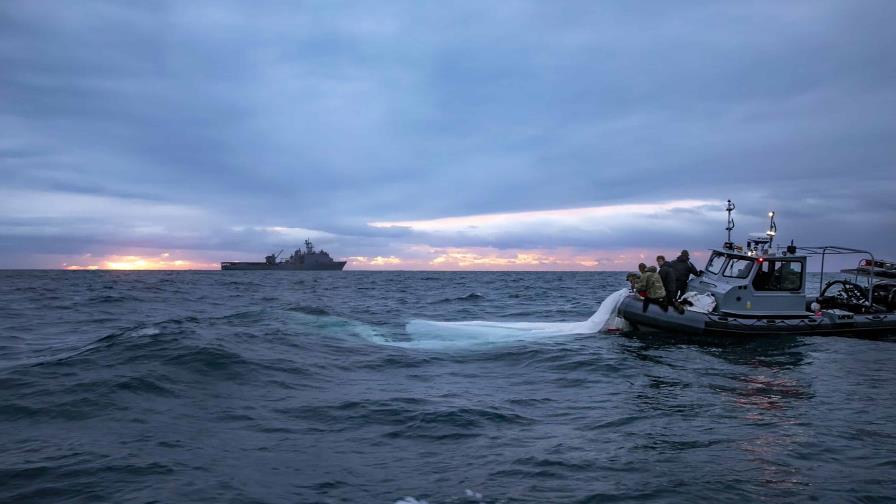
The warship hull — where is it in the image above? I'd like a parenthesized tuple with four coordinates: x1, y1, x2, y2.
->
(220, 261, 346, 271)
(222, 239, 347, 271)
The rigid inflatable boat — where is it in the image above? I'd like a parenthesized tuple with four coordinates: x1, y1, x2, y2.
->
(618, 201, 896, 337)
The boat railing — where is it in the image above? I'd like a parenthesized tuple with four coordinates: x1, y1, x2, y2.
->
(792, 245, 875, 305)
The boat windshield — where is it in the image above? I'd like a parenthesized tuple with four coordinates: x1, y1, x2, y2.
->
(706, 253, 726, 274)
(723, 258, 754, 278)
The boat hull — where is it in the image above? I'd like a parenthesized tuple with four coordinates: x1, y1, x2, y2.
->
(618, 295, 896, 337)
(220, 261, 346, 271)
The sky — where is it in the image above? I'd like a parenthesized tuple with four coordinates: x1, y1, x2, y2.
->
(1, 1, 895, 270)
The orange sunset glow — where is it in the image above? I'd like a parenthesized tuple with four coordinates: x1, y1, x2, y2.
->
(59, 248, 708, 271)
(64, 253, 219, 271)
(346, 247, 706, 271)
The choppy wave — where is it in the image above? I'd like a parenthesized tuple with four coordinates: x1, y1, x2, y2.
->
(0, 270, 894, 503)
(431, 292, 485, 303)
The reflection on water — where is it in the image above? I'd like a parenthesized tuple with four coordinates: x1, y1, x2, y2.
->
(733, 374, 813, 417)
(714, 338, 814, 496)
(738, 431, 811, 496)
(711, 337, 809, 368)
(709, 337, 814, 420)
(618, 332, 818, 496)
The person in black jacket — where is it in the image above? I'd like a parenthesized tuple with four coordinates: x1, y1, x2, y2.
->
(668, 249, 701, 300)
(657, 255, 685, 314)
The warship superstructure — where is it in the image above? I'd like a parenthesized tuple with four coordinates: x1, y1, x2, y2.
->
(221, 239, 347, 271)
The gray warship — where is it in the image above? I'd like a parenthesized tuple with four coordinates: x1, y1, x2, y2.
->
(221, 239, 347, 271)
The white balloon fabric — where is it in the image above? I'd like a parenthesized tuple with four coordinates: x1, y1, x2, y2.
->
(393, 289, 631, 350)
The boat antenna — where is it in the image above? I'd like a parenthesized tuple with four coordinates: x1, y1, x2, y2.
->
(724, 199, 735, 249)
(766, 211, 777, 248)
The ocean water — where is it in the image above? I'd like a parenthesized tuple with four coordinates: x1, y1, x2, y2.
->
(1, 270, 894, 503)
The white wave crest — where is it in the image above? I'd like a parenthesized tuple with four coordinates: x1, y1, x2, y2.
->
(395, 498, 429, 504)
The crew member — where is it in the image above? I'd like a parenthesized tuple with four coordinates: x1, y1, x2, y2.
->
(669, 249, 701, 299)
(635, 263, 667, 312)
(657, 255, 685, 314)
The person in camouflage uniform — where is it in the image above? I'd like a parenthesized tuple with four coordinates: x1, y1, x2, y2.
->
(634, 263, 667, 312)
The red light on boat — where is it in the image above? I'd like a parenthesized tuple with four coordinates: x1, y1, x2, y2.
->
(757, 258, 764, 263)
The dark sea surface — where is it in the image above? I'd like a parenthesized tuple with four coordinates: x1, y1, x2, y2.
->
(1, 270, 894, 503)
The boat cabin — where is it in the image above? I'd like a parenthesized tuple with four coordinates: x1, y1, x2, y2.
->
(690, 249, 808, 316)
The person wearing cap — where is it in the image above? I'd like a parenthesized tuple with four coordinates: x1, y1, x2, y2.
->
(669, 249, 701, 299)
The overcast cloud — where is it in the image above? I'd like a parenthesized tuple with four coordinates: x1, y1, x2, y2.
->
(1, 1, 894, 269)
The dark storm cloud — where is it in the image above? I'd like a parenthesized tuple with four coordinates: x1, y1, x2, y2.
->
(1, 0, 894, 267)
